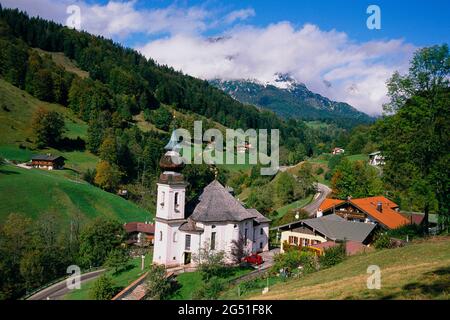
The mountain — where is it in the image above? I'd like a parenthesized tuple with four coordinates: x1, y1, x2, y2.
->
(210, 75, 373, 123)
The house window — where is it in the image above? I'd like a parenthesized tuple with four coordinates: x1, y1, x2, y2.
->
(260, 242, 263, 249)
(173, 232, 177, 242)
(185, 234, 191, 250)
(159, 231, 163, 241)
(288, 236, 298, 245)
(211, 232, 216, 250)
(260, 228, 263, 235)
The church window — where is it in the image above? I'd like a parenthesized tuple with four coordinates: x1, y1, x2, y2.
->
(185, 235, 191, 250)
(174, 192, 179, 206)
(173, 232, 177, 242)
(159, 231, 163, 241)
(260, 228, 264, 235)
(244, 228, 248, 243)
(211, 232, 216, 250)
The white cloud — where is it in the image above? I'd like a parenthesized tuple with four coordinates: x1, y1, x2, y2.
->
(224, 8, 255, 24)
(138, 23, 415, 115)
(1, 0, 416, 115)
(0, 0, 214, 38)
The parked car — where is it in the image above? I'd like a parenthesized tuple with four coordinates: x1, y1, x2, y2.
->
(243, 253, 264, 265)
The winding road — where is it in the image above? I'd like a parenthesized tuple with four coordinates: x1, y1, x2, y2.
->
(303, 183, 332, 216)
(27, 269, 106, 300)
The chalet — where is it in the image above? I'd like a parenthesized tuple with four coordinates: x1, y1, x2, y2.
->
(31, 154, 65, 170)
(332, 147, 345, 155)
(368, 151, 385, 166)
(317, 196, 410, 230)
(278, 214, 376, 255)
(124, 222, 155, 246)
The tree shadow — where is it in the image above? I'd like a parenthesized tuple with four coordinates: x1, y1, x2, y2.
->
(0, 168, 21, 175)
(55, 136, 86, 152)
(379, 266, 450, 300)
(111, 263, 135, 276)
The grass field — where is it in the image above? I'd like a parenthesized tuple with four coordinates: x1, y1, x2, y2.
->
(272, 195, 314, 220)
(64, 253, 152, 300)
(170, 267, 254, 300)
(237, 236, 450, 300)
(0, 164, 152, 224)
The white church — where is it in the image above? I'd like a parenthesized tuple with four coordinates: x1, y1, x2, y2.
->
(153, 133, 270, 267)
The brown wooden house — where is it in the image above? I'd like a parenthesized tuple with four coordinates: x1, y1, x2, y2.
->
(31, 154, 65, 170)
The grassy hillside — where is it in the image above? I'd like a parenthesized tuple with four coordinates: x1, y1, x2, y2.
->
(0, 78, 98, 172)
(0, 164, 152, 224)
(239, 237, 450, 300)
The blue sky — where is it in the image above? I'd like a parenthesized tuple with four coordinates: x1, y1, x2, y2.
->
(1, 0, 448, 114)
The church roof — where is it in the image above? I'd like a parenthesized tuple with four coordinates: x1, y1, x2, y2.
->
(188, 180, 259, 223)
(247, 208, 271, 223)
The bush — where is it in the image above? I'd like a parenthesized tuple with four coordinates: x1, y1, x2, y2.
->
(315, 167, 324, 175)
(319, 243, 346, 268)
(145, 264, 173, 300)
(89, 275, 117, 300)
(387, 223, 423, 241)
(272, 249, 317, 275)
(192, 277, 224, 300)
(374, 233, 393, 249)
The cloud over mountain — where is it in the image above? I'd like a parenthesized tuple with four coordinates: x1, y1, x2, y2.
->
(2, 0, 416, 115)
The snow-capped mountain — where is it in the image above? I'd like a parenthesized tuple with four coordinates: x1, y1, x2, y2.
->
(210, 75, 373, 122)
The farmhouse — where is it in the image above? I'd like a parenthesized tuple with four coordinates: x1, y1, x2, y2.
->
(153, 133, 270, 268)
(368, 151, 385, 166)
(31, 154, 65, 170)
(317, 196, 410, 230)
(278, 214, 376, 254)
(124, 222, 155, 246)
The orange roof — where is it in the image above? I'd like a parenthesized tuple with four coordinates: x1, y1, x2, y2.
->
(350, 196, 409, 229)
(318, 196, 409, 230)
(319, 198, 344, 211)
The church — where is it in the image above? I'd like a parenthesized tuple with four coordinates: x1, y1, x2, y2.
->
(153, 133, 270, 267)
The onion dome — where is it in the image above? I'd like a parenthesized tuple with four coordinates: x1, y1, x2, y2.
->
(159, 131, 185, 172)
(159, 150, 185, 172)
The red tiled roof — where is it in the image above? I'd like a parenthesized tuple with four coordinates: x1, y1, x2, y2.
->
(319, 198, 344, 211)
(350, 196, 409, 230)
(124, 222, 155, 234)
(318, 196, 409, 230)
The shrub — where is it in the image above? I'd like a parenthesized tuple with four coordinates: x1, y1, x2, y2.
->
(192, 277, 224, 300)
(387, 223, 423, 241)
(89, 275, 117, 300)
(315, 167, 324, 175)
(374, 233, 393, 249)
(272, 249, 317, 275)
(319, 243, 346, 268)
(145, 264, 173, 300)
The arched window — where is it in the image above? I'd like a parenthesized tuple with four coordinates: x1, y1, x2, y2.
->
(174, 192, 179, 206)
(173, 232, 177, 242)
(159, 231, 163, 241)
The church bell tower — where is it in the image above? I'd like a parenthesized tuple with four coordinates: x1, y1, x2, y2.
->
(153, 131, 187, 266)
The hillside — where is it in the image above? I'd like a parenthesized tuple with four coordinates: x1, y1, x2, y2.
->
(210, 78, 373, 125)
(242, 237, 450, 300)
(0, 164, 152, 224)
(0, 78, 153, 224)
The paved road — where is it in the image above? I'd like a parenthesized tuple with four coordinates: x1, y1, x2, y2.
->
(27, 269, 106, 300)
(302, 183, 332, 216)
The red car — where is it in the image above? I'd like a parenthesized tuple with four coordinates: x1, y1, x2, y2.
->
(243, 253, 264, 265)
